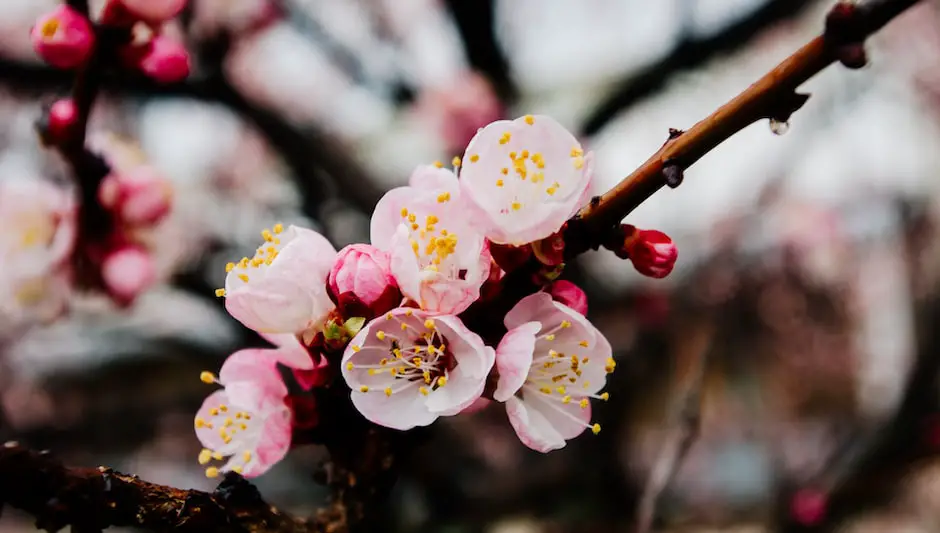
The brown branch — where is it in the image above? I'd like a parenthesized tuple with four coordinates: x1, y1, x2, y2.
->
(634, 320, 714, 533)
(567, 0, 921, 255)
(0, 441, 319, 533)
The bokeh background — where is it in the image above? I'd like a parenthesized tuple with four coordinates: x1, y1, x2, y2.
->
(2, 0, 940, 531)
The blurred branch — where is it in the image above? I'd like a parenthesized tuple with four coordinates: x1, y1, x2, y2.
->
(634, 320, 713, 533)
(581, 0, 816, 136)
(0, 442, 318, 533)
(442, 0, 517, 102)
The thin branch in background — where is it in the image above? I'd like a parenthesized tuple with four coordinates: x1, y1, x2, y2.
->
(634, 321, 714, 533)
(580, 0, 817, 136)
(442, 0, 517, 102)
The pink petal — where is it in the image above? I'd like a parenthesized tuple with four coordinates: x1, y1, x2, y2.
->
(505, 396, 566, 453)
(351, 388, 438, 430)
(524, 392, 592, 440)
(369, 187, 415, 250)
(504, 292, 557, 331)
(219, 349, 287, 397)
(493, 321, 540, 402)
(224, 278, 318, 333)
(408, 165, 460, 193)
(549, 280, 588, 316)
(244, 405, 292, 477)
(461, 397, 492, 414)
(195, 390, 236, 451)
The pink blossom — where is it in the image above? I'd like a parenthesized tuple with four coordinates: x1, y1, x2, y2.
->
(790, 489, 827, 526)
(370, 166, 490, 315)
(98, 165, 172, 226)
(458, 115, 593, 246)
(223, 224, 337, 335)
(31, 6, 95, 70)
(116, 0, 188, 24)
(621, 225, 678, 279)
(341, 308, 494, 430)
(415, 71, 503, 152)
(101, 245, 156, 304)
(121, 36, 191, 84)
(493, 293, 612, 452)
(549, 280, 587, 316)
(328, 244, 400, 317)
(45, 99, 78, 144)
(0, 179, 76, 330)
(195, 349, 292, 478)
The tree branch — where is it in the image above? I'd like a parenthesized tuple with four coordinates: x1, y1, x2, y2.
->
(0, 441, 318, 533)
(634, 320, 713, 533)
(567, 0, 921, 255)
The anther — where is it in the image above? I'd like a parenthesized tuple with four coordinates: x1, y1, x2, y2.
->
(215, 288, 226, 297)
(470, 154, 480, 162)
(205, 467, 220, 478)
(591, 423, 601, 435)
(524, 115, 535, 125)
(198, 449, 212, 465)
(360, 386, 369, 393)
(433, 161, 443, 168)
(452, 156, 462, 167)
(200, 371, 216, 384)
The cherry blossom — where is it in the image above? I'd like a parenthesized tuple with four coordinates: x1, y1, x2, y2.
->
(121, 35, 191, 84)
(341, 308, 494, 430)
(115, 0, 188, 24)
(45, 99, 78, 144)
(195, 349, 291, 478)
(30, 6, 94, 70)
(98, 165, 173, 226)
(100, 245, 156, 304)
(549, 280, 587, 316)
(0, 179, 76, 332)
(328, 244, 401, 317)
(493, 292, 613, 452)
(458, 115, 593, 246)
(620, 225, 678, 279)
(370, 166, 490, 315)
(221, 224, 337, 335)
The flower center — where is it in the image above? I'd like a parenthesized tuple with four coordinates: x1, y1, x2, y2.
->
(519, 320, 613, 435)
(40, 19, 60, 39)
(400, 208, 460, 276)
(217, 223, 285, 296)
(348, 314, 457, 398)
(195, 372, 262, 478)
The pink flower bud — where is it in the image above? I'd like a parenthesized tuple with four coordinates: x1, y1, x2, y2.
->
(619, 225, 678, 279)
(98, 165, 172, 225)
(549, 280, 587, 315)
(101, 246, 156, 304)
(328, 244, 400, 316)
(116, 0, 188, 24)
(121, 36, 190, 84)
(45, 99, 78, 144)
(31, 6, 95, 70)
(790, 489, 827, 526)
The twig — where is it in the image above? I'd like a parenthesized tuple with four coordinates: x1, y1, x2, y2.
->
(634, 321, 713, 533)
(0, 441, 318, 533)
(567, 0, 922, 255)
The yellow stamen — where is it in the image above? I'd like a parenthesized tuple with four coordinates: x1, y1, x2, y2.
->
(205, 467, 220, 479)
(200, 371, 216, 384)
(215, 288, 226, 297)
(524, 114, 535, 125)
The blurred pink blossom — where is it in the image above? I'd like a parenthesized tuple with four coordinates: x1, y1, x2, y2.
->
(98, 165, 173, 226)
(30, 6, 94, 69)
(101, 245, 156, 304)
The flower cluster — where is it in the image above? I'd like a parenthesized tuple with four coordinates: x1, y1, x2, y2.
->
(33, 0, 192, 145)
(198, 115, 680, 477)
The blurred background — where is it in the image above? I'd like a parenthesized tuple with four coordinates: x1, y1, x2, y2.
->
(2, 0, 940, 531)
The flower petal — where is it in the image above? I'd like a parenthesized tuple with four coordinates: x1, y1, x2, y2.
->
(243, 404, 292, 477)
(493, 321, 541, 402)
(505, 395, 566, 453)
(351, 387, 438, 430)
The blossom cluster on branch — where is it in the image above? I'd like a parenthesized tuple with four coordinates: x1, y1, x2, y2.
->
(201, 114, 679, 478)
(5, 0, 194, 325)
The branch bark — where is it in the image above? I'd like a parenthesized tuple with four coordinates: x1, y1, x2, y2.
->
(0, 441, 318, 533)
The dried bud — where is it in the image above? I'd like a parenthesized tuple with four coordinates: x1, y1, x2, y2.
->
(98, 165, 173, 225)
(328, 244, 400, 317)
(101, 245, 156, 305)
(549, 280, 587, 315)
(121, 36, 190, 84)
(30, 6, 95, 70)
